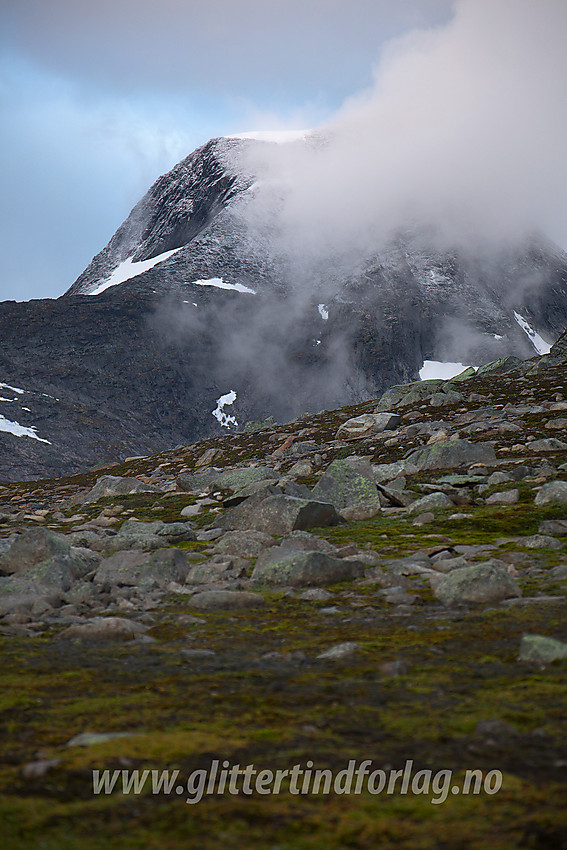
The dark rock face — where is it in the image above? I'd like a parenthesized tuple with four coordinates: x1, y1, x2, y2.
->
(2, 135, 567, 482)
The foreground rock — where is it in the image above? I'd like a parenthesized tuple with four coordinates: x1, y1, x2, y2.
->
(518, 634, 567, 664)
(405, 440, 497, 471)
(336, 413, 401, 440)
(94, 548, 194, 588)
(252, 550, 364, 586)
(60, 617, 149, 641)
(187, 590, 266, 610)
(434, 562, 521, 605)
(107, 520, 197, 551)
(217, 494, 342, 534)
(311, 459, 382, 518)
(534, 480, 567, 505)
(79, 475, 161, 503)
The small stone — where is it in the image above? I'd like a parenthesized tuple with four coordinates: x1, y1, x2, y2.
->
(379, 659, 410, 676)
(187, 590, 266, 610)
(486, 489, 519, 505)
(412, 512, 435, 526)
(518, 634, 567, 664)
(59, 616, 148, 641)
(181, 649, 217, 660)
(66, 731, 138, 747)
(407, 492, 454, 514)
(22, 759, 61, 779)
(521, 534, 563, 550)
(297, 588, 333, 601)
(317, 641, 360, 659)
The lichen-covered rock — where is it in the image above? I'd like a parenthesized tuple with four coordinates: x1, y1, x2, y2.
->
(187, 590, 266, 610)
(486, 489, 520, 505)
(375, 381, 444, 410)
(518, 634, 567, 663)
(94, 548, 194, 587)
(407, 492, 454, 514)
(0, 576, 62, 614)
(217, 493, 341, 534)
(60, 617, 149, 641)
(214, 530, 276, 559)
(405, 439, 496, 471)
(529, 438, 567, 453)
(108, 519, 196, 551)
(434, 561, 521, 605)
(336, 412, 401, 439)
(534, 480, 567, 505)
(0, 528, 71, 574)
(80, 475, 160, 503)
(252, 549, 364, 586)
(312, 459, 383, 515)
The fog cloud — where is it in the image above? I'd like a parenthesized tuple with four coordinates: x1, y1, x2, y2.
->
(242, 0, 567, 273)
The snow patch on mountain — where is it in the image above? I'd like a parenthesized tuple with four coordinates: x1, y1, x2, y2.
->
(0, 382, 24, 395)
(419, 360, 471, 380)
(88, 248, 183, 296)
(0, 414, 51, 443)
(318, 304, 329, 320)
(191, 277, 256, 294)
(513, 312, 552, 355)
(212, 391, 239, 428)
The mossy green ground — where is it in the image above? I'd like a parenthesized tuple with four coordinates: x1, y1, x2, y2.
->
(2, 362, 567, 847)
(1, 581, 567, 849)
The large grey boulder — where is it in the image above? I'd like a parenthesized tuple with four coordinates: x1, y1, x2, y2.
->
(539, 519, 567, 535)
(0, 528, 93, 582)
(187, 590, 266, 610)
(405, 440, 496, 471)
(407, 492, 454, 514)
(252, 549, 364, 586)
(529, 438, 567, 453)
(94, 548, 193, 587)
(0, 576, 62, 614)
(185, 555, 249, 584)
(79, 475, 160, 503)
(534, 480, 567, 505)
(375, 380, 444, 410)
(214, 530, 276, 559)
(108, 519, 196, 551)
(60, 616, 149, 641)
(177, 466, 276, 493)
(311, 459, 382, 516)
(428, 390, 465, 407)
(276, 531, 339, 556)
(216, 493, 342, 534)
(336, 412, 401, 440)
(373, 460, 419, 483)
(0, 528, 71, 574)
(434, 561, 521, 605)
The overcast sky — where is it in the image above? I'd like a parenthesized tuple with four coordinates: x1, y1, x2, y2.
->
(0, 0, 454, 300)
(2, 0, 565, 302)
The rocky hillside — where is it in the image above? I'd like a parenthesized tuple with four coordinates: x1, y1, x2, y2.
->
(1, 341, 567, 848)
